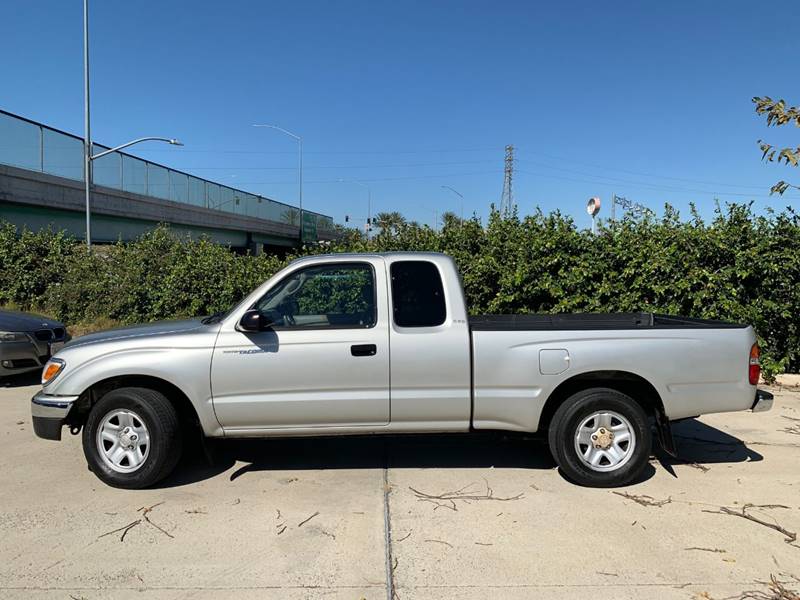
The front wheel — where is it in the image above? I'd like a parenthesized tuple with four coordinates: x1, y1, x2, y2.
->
(548, 387, 651, 487)
(83, 387, 182, 489)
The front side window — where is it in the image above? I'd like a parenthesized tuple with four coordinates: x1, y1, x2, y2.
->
(390, 261, 446, 327)
(255, 263, 376, 329)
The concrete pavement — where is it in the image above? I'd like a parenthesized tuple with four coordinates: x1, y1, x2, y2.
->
(1, 375, 798, 599)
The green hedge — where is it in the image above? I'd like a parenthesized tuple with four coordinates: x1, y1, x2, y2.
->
(1, 202, 797, 379)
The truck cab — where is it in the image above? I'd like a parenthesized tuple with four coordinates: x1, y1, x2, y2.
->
(210, 253, 472, 434)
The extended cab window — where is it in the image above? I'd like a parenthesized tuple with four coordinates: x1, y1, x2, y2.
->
(255, 263, 376, 329)
(390, 261, 446, 327)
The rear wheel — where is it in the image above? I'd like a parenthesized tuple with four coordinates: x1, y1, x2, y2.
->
(83, 387, 182, 489)
(548, 387, 651, 487)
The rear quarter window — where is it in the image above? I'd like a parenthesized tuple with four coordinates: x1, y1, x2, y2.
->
(390, 261, 446, 327)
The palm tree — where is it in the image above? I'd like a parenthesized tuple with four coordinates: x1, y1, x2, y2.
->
(374, 211, 406, 234)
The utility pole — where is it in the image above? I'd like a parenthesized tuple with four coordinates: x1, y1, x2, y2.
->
(499, 144, 514, 214)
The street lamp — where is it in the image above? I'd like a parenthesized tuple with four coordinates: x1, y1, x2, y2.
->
(84, 139, 182, 248)
(338, 179, 372, 239)
(90, 137, 182, 161)
(441, 185, 464, 224)
(83, 0, 182, 248)
(252, 124, 303, 226)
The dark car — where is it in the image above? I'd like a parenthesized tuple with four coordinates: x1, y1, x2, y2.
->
(0, 310, 68, 378)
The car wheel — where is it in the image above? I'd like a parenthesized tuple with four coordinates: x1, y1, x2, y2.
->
(83, 387, 182, 489)
(548, 387, 651, 487)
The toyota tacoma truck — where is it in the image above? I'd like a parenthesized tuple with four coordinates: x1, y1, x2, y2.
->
(31, 252, 773, 488)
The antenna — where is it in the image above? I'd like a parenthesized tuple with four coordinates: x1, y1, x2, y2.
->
(499, 144, 515, 214)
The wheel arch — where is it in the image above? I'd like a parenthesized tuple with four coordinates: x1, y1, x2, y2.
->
(69, 374, 201, 435)
(538, 370, 666, 434)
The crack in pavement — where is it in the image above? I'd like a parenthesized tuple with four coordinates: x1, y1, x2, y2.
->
(382, 440, 396, 600)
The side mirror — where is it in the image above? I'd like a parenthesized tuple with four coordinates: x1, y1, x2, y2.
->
(238, 309, 267, 332)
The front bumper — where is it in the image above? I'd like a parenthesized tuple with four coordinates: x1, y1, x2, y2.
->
(751, 389, 774, 413)
(0, 339, 47, 376)
(31, 391, 80, 440)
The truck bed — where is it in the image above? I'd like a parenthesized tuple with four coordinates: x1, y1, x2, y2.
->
(469, 312, 746, 331)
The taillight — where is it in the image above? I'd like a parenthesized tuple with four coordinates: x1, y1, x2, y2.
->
(748, 344, 760, 385)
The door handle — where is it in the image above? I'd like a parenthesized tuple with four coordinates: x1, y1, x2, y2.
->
(351, 344, 377, 357)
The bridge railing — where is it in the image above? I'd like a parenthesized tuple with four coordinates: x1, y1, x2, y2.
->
(0, 110, 334, 238)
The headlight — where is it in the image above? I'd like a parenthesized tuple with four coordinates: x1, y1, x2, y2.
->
(42, 358, 66, 386)
(0, 331, 29, 342)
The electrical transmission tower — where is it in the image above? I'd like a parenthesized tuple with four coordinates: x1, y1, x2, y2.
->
(499, 144, 515, 214)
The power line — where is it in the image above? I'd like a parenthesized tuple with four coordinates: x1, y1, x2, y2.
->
(137, 145, 781, 194)
(138, 146, 504, 156)
(215, 169, 505, 185)
(515, 168, 797, 200)
(165, 159, 498, 171)
(86, 142, 796, 200)
(515, 150, 768, 190)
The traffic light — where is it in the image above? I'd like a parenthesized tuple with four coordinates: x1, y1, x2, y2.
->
(345, 215, 350, 222)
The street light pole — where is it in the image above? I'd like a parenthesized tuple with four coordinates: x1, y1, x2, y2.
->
(338, 179, 371, 240)
(252, 124, 303, 233)
(83, 0, 92, 248)
(83, 0, 182, 249)
(441, 185, 464, 224)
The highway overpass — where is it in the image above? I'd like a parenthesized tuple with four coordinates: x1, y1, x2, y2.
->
(0, 110, 335, 251)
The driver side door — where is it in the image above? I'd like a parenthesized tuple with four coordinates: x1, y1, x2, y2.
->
(210, 259, 390, 432)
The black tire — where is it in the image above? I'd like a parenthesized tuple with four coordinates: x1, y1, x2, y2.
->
(83, 387, 182, 489)
(548, 387, 651, 487)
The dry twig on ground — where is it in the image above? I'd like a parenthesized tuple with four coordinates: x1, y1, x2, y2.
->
(780, 417, 800, 436)
(98, 502, 173, 541)
(409, 480, 524, 511)
(424, 538, 453, 548)
(702, 504, 796, 545)
(138, 502, 174, 539)
(612, 491, 672, 508)
(97, 519, 141, 542)
(298, 511, 320, 527)
(685, 461, 711, 472)
(708, 574, 800, 600)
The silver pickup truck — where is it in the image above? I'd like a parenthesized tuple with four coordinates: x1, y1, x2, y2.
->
(32, 252, 772, 488)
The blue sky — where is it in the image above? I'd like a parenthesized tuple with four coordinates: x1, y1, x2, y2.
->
(2, 0, 798, 229)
